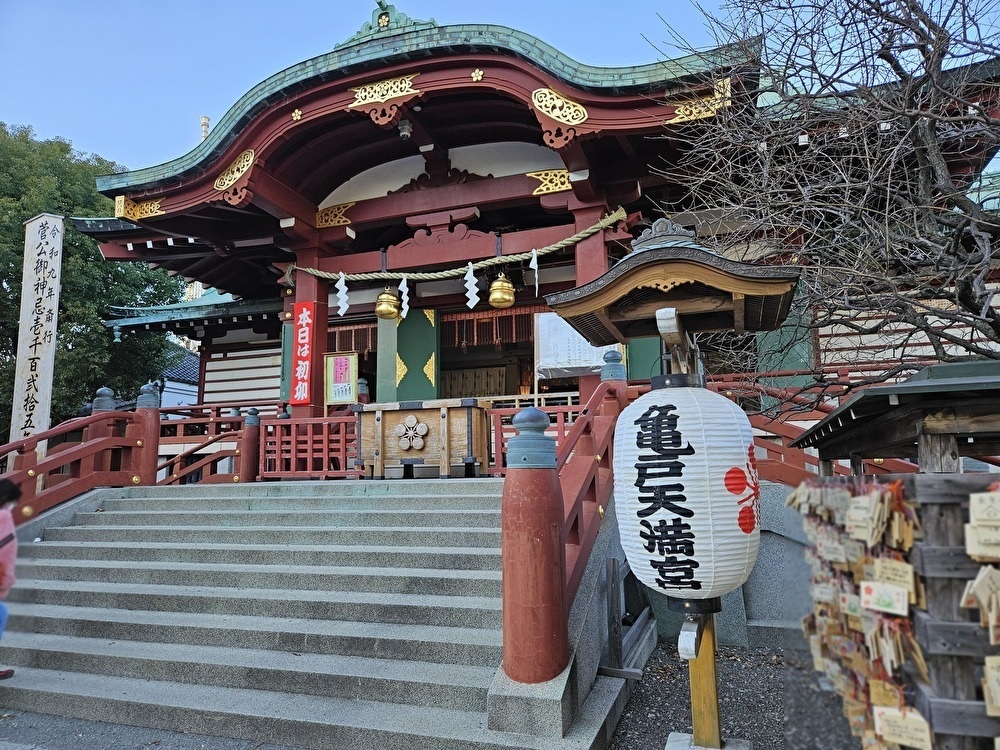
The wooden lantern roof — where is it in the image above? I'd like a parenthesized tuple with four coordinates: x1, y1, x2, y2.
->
(74, 4, 755, 300)
(544, 218, 801, 345)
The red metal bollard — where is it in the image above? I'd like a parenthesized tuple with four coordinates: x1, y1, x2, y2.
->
(501, 407, 569, 684)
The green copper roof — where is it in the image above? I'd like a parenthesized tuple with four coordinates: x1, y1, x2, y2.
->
(97, 5, 752, 195)
(106, 289, 282, 329)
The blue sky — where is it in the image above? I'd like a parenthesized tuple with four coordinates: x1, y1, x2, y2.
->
(0, 1, 722, 171)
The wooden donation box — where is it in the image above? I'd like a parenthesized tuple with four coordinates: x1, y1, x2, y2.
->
(358, 398, 491, 479)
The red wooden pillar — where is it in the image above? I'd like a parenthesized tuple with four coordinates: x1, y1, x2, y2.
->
(130, 385, 161, 486)
(291, 249, 329, 419)
(573, 204, 611, 404)
(238, 408, 261, 483)
(501, 407, 568, 684)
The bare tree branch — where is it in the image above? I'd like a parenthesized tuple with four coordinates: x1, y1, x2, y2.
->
(660, 0, 1000, 407)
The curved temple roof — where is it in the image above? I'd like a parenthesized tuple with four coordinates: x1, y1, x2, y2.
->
(97, 3, 752, 195)
(81, 4, 759, 301)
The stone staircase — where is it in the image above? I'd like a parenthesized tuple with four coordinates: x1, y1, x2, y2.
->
(0, 479, 634, 749)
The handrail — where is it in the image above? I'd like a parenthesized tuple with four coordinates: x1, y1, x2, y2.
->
(157, 430, 242, 485)
(2, 410, 134, 456)
(555, 381, 616, 471)
(0, 410, 145, 522)
(556, 379, 627, 602)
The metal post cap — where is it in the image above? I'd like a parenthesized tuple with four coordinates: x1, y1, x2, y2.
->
(508, 407, 556, 468)
(601, 349, 626, 381)
(92, 386, 116, 412)
(136, 382, 160, 409)
(245, 407, 261, 427)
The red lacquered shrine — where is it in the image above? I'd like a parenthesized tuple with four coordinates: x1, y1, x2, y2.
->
(77, 3, 748, 418)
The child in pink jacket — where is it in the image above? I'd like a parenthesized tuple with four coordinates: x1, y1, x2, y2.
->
(0, 478, 20, 680)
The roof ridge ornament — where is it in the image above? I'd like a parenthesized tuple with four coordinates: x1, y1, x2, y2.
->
(630, 217, 703, 253)
(338, 2, 438, 49)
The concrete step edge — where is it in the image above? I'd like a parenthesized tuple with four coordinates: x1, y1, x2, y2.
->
(13, 578, 501, 609)
(0, 631, 495, 687)
(0, 668, 577, 750)
(18, 559, 502, 582)
(5, 602, 502, 643)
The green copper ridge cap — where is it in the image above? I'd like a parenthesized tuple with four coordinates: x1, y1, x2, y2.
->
(97, 14, 756, 196)
(339, 1, 440, 47)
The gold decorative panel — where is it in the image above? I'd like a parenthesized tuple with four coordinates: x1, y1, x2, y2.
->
(531, 88, 588, 126)
(423, 353, 436, 387)
(423, 310, 436, 327)
(670, 79, 732, 124)
(316, 203, 355, 228)
(396, 354, 408, 386)
(213, 150, 255, 191)
(349, 74, 420, 108)
(526, 169, 572, 196)
(115, 196, 165, 221)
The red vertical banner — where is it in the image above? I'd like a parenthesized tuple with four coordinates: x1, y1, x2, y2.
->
(289, 301, 316, 405)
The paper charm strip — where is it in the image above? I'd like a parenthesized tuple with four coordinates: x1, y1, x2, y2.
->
(464, 263, 479, 309)
(334, 272, 349, 316)
(529, 249, 539, 298)
(398, 274, 410, 318)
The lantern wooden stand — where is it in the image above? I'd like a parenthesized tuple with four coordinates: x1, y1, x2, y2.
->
(672, 598, 723, 749)
(546, 219, 802, 750)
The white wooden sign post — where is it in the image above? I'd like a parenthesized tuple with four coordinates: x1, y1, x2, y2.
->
(10, 213, 64, 451)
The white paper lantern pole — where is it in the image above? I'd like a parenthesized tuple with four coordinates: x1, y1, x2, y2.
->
(614, 377, 760, 749)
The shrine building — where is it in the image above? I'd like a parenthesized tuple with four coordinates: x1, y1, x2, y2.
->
(76, 3, 759, 414)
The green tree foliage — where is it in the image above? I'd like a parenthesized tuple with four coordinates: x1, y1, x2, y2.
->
(0, 123, 183, 438)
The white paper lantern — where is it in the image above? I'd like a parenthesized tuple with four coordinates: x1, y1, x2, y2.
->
(613, 387, 760, 600)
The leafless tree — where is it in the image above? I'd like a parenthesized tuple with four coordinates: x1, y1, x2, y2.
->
(658, 0, 1000, 403)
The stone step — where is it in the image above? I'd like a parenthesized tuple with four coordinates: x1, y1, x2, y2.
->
(110, 478, 504, 500)
(42, 524, 501, 547)
(8, 579, 503, 629)
(17, 559, 502, 597)
(0, 667, 604, 750)
(6, 603, 501, 666)
(22, 540, 502, 570)
(72, 508, 501, 528)
(101, 493, 501, 512)
(0, 632, 494, 710)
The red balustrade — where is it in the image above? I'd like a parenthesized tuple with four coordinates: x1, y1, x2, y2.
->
(259, 415, 361, 480)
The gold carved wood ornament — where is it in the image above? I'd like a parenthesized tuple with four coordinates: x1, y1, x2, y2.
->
(115, 196, 166, 221)
(423, 353, 436, 387)
(213, 150, 255, 191)
(349, 74, 421, 124)
(526, 169, 572, 196)
(530, 88, 589, 126)
(316, 203, 355, 228)
(670, 79, 732, 124)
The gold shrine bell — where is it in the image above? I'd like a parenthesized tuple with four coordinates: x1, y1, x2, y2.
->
(375, 286, 401, 319)
(488, 272, 515, 309)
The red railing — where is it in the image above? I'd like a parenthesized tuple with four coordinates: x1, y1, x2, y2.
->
(157, 431, 244, 485)
(0, 372, 927, 532)
(487, 404, 582, 477)
(702, 379, 919, 482)
(259, 415, 361, 480)
(554, 380, 629, 601)
(0, 410, 153, 522)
